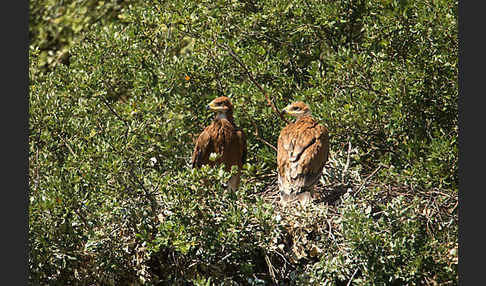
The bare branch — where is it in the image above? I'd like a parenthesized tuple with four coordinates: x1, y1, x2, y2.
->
(355, 164, 387, 195)
(347, 268, 359, 286)
(250, 119, 277, 152)
(218, 43, 289, 124)
(265, 254, 278, 285)
(56, 132, 77, 158)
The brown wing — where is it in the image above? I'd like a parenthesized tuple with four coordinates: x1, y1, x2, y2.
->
(192, 120, 247, 170)
(191, 126, 213, 168)
(221, 126, 246, 170)
(277, 117, 329, 195)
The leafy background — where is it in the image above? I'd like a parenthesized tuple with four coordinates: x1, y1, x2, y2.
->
(29, 0, 458, 285)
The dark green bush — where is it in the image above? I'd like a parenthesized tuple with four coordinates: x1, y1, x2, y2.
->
(29, 0, 457, 284)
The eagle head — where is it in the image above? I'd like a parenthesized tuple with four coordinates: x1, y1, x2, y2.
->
(207, 96, 234, 114)
(281, 101, 311, 118)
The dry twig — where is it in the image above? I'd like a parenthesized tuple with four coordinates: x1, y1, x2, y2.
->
(265, 254, 278, 285)
(55, 132, 77, 158)
(347, 268, 359, 286)
(355, 164, 386, 195)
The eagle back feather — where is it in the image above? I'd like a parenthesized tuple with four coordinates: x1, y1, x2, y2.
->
(277, 116, 329, 196)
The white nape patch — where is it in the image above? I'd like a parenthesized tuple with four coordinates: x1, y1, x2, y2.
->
(216, 112, 228, 120)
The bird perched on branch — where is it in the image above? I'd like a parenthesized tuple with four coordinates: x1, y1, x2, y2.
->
(191, 96, 247, 190)
(277, 101, 329, 205)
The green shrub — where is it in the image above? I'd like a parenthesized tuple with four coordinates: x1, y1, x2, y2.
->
(29, 0, 458, 284)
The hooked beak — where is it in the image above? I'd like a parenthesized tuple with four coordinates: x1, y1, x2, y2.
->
(206, 101, 215, 110)
(281, 106, 289, 115)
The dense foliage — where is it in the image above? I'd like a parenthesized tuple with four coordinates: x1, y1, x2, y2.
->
(29, 0, 458, 285)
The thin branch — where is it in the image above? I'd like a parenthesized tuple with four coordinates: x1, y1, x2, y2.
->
(326, 219, 334, 240)
(247, 172, 277, 184)
(128, 163, 159, 215)
(55, 131, 77, 158)
(265, 254, 278, 285)
(48, 113, 77, 158)
(250, 119, 277, 152)
(97, 93, 132, 139)
(347, 268, 359, 286)
(355, 164, 386, 195)
(98, 93, 130, 128)
(273, 249, 292, 270)
(218, 43, 289, 124)
(450, 200, 458, 214)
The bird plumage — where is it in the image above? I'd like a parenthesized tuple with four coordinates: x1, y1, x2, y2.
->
(191, 96, 247, 190)
(277, 102, 329, 204)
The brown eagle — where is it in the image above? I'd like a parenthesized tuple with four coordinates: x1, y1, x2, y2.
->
(277, 101, 329, 204)
(191, 96, 247, 190)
